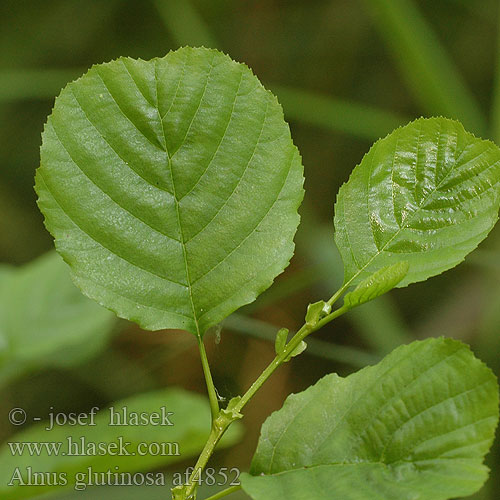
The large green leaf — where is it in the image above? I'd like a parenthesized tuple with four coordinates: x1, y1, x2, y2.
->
(241, 338, 499, 500)
(334, 117, 500, 288)
(35, 47, 304, 335)
(0, 388, 242, 499)
(0, 251, 114, 385)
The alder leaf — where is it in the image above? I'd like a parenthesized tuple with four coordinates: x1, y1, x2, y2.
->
(241, 338, 499, 500)
(35, 47, 304, 335)
(0, 251, 114, 384)
(343, 261, 409, 309)
(334, 117, 500, 288)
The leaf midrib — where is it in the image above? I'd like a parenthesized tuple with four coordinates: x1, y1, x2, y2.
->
(154, 56, 212, 336)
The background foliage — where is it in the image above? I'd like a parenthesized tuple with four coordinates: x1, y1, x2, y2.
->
(1, 1, 499, 499)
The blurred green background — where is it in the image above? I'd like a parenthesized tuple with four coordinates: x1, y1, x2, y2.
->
(0, 0, 499, 499)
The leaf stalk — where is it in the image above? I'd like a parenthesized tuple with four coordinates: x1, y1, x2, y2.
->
(197, 335, 220, 422)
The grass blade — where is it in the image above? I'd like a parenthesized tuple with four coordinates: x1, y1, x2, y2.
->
(362, 0, 487, 135)
(492, 10, 500, 144)
(0, 69, 81, 102)
(272, 84, 408, 141)
(153, 0, 218, 48)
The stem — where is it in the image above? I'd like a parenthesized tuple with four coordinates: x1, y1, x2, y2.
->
(327, 282, 349, 308)
(225, 313, 378, 368)
(176, 300, 350, 500)
(173, 408, 237, 499)
(234, 324, 308, 411)
(197, 335, 220, 421)
(203, 485, 242, 500)
(233, 304, 349, 414)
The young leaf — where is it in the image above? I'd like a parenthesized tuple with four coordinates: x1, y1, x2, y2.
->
(241, 338, 499, 500)
(35, 47, 304, 336)
(305, 300, 328, 326)
(283, 340, 307, 362)
(0, 251, 114, 385)
(274, 327, 289, 355)
(343, 261, 409, 309)
(334, 117, 500, 288)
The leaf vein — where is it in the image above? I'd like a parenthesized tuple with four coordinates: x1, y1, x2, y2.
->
(120, 58, 155, 107)
(51, 109, 181, 244)
(190, 145, 296, 286)
(184, 100, 270, 244)
(380, 379, 494, 463)
(95, 68, 165, 152)
(156, 59, 201, 335)
(159, 51, 189, 121)
(178, 67, 245, 202)
(169, 53, 217, 158)
(39, 169, 187, 289)
(68, 87, 173, 197)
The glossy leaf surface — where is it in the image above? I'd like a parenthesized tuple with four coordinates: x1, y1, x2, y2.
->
(241, 338, 499, 500)
(334, 117, 500, 288)
(36, 47, 304, 335)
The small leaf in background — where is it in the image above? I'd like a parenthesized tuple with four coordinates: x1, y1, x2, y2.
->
(343, 261, 409, 309)
(241, 338, 499, 500)
(35, 47, 304, 336)
(0, 251, 115, 386)
(334, 117, 500, 288)
(0, 388, 242, 499)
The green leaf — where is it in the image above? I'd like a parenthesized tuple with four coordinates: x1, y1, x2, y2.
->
(305, 300, 328, 326)
(0, 251, 114, 385)
(343, 261, 409, 309)
(35, 47, 304, 336)
(334, 117, 500, 288)
(241, 338, 499, 500)
(274, 327, 289, 355)
(0, 388, 242, 499)
(283, 340, 307, 362)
